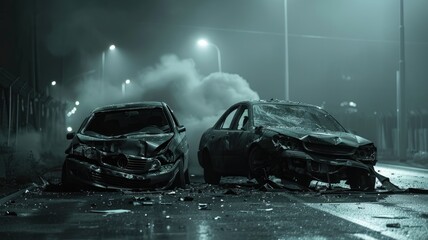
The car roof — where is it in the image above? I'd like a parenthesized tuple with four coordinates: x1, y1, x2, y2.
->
(92, 101, 166, 113)
(236, 99, 321, 109)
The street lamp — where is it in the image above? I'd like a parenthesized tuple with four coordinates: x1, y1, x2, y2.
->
(122, 79, 131, 96)
(197, 38, 222, 73)
(101, 44, 116, 98)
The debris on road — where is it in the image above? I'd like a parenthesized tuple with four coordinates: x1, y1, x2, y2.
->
(198, 203, 209, 210)
(386, 223, 401, 228)
(4, 210, 18, 216)
(372, 215, 408, 219)
(90, 209, 132, 216)
(179, 196, 194, 201)
(257, 208, 273, 212)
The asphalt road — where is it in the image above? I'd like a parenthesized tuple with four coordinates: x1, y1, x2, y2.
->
(0, 163, 427, 240)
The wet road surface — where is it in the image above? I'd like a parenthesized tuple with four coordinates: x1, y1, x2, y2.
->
(0, 163, 427, 240)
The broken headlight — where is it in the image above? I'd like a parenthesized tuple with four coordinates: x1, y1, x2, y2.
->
(154, 149, 174, 164)
(148, 159, 161, 172)
(272, 135, 301, 150)
(354, 144, 376, 162)
(71, 144, 101, 161)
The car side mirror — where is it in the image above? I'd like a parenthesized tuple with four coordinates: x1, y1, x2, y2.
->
(177, 126, 186, 133)
(66, 132, 75, 140)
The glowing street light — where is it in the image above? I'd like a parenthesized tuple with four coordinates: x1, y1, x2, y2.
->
(67, 127, 73, 132)
(109, 44, 116, 50)
(122, 79, 131, 96)
(75, 101, 80, 106)
(51, 81, 57, 86)
(197, 39, 209, 47)
(196, 38, 222, 73)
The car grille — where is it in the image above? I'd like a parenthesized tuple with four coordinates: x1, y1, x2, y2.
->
(101, 155, 150, 172)
(91, 171, 151, 189)
(303, 142, 355, 156)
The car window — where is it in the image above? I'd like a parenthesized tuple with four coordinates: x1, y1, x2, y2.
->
(220, 108, 238, 129)
(253, 104, 345, 132)
(83, 107, 171, 136)
(236, 108, 249, 130)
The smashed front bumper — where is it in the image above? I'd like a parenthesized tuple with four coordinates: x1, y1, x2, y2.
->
(279, 150, 375, 183)
(63, 157, 179, 190)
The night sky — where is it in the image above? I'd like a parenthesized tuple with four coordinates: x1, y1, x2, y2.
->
(2, 0, 428, 114)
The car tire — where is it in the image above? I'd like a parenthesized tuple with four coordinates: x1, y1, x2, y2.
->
(249, 146, 269, 185)
(348, 169, 376, 191)
(203, 151, 221, 185)
(173, 159, 186, 189)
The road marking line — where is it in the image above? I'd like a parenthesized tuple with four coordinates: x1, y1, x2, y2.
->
(283, 194, 402, 240)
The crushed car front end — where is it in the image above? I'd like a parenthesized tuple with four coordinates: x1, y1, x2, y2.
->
(266, 133, 377, 188)
(62, 135, 181, 190)
(62, 102, 188, 191)
(251, 102, 378, 190)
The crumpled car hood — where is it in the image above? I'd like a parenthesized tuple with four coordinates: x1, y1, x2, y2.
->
(266, 126, 371, 147)
(75, 133, 174, 157)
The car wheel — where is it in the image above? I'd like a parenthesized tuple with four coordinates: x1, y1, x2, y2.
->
(348, 169, 376, 191)
(173, 159, 186, 189)
(203, 151, 221, 185)
(249, 146, 269, 185)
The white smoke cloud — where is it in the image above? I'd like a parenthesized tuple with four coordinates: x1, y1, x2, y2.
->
(71, 54, 259, 174)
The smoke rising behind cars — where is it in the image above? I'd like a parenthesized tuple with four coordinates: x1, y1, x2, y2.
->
(69, 54, 259, 174)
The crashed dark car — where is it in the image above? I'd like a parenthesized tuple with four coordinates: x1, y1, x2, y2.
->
(198, 100, 377, 190)
(62, 102, 190, 190)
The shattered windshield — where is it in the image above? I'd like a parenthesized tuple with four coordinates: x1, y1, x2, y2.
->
(82, 107, 171, 137)
(253, 104, 346, 132)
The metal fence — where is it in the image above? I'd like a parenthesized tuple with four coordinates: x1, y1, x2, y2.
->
(0, 69, 67, 180)
(334, 110, 428, 161)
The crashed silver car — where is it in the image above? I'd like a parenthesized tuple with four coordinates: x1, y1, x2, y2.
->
(198, 100, 377, 190)
(62, 102, 189, 190)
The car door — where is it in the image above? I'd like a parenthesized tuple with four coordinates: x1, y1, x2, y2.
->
(207, 105, 240, 173)
(222, 105, 252, 175)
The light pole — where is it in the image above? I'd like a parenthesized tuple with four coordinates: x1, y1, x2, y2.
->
(101, 44, 116, 98)
(197, 39, 222, 73)
(284, 0, 290, 101)
(122, 79, 131, 96)
(397, 0, 407, 161)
